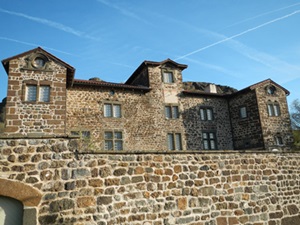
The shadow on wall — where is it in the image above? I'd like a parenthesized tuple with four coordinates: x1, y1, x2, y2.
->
(0, 98, 6, 133)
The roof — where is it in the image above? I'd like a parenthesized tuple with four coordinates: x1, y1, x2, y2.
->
(183, 82, 237, 95)
(233, 78, 290, 96)
(2, 47, 76, 87)
(126, 58, 187, 85)
(73, 79, 151, 92)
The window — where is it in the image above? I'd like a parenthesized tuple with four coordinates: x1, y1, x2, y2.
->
(24, 81, 51, 103)
(240, 106, 247, 118)
(275, 136, 283, 145)
(165, 105, 179, 119)
(163, 72, 174, 83)
(104, 131, 123, 150)
(26, 85, 37, 102)
(167, 133, 182, 150)
(39, 86, 50, 102)
(200, 108, 213, 121)
(104, 103, 121, 118)
(202, 132, 217, 150)
(70, 130, 91, 139)
(267, 101, 280, 117)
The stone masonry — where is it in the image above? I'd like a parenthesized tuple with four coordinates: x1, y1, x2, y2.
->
(0, 138, 300, 225)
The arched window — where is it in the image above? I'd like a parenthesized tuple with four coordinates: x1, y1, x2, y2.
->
(0, 196, 23, 225)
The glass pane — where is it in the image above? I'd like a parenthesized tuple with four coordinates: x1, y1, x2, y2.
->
(113, 105, 121, 118)
(167, 133, 174, 150)
(267, 104, 274, 116)
(200, 109, 205, 120)
(104, 104, 112, 117)
(104, 132, 113, 139)
(163, 72, 173, 83)
(274, 104, 280, 116)
(26, 85, 37, 101)
(209, 133, 214, 139)
(82, 131, 90, 138)
(39, 86, 50, 102)
(240, 107, 247, 118)
(203, 140, 209, 149)
(165, 106, 171, 118)
(105, 140, 113, 150)
(175, 133, 182, 150)
(202, 133, 207, 139)
(207, 109, 213, 120)
(114, 132, 122, 139)
(210, 140, 216, 149)
(115, 140, 123, 150)
(172, 106, 179, 119)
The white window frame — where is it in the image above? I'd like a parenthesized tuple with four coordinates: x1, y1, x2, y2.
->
(104, 103, 121, 118)
(200, 108, 213, 121)
(104, 131, 123, 150)
(202, 132, 217, 150)
(167, 133, 182, 150)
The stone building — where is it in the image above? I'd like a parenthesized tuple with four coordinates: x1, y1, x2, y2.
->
(1, 47, 293, 151)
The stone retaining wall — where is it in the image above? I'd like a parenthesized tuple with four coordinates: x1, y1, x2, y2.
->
(0, 138, 299, 225)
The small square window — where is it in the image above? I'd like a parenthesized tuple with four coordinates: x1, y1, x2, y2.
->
(200, 108, 213, 121)
(163, 72, 174, 83)
(104, 103, 121, 118)
(165, 105, 179, 119)
(104, 131, 123, 150)
(167, 133, 182, 150)
(202, 132, 217, 150)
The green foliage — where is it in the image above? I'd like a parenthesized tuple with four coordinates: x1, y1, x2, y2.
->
(290, 99, 300, 130)
(293, 130, 300, 150)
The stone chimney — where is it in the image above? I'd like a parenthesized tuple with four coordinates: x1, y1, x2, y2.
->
(205, 84, 217, 93)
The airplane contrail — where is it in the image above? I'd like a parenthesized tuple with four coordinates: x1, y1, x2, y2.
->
(176, 10, 300, 60)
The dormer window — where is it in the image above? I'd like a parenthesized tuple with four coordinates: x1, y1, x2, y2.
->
(163, 72, 174, 83)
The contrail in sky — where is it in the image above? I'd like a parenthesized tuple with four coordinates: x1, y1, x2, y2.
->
(176, 10, 300, 60)
(0, 37, 77, 56)
(0, 8, 99, 41)
(222, 2, 300, 30)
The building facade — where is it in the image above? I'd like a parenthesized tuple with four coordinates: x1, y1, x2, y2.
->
(1, 47, 294, 151)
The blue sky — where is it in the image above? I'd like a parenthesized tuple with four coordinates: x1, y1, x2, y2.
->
(0, 0, 300, 106)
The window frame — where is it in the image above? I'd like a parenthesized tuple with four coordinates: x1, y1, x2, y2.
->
(165, 105, 179, 119)
(104, 131, 123, 151)
(162, 70, 174, 83)
(103, 103, 122, 118)
(239, 106, 247, 119)
(23, 80, 51, 103)
(200, 107, 214, 121)
(267, 101, 281, 117)
(167, 132, 183, 150)
(202, 131, 217, 150)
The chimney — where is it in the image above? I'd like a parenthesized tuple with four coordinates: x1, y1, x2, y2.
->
(205, 84, 217, 93)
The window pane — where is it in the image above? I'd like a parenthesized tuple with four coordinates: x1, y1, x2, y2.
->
(113, 105, 121, 118)
(274, 104, 280, 116)
(203, 140, 209, 149)
(200, 109, 205, 120)
(81, 131, 90, 138)
(202, 133, 207, 139)
(207, 109, 213, 120)
(268, 104, 274, 116)
(275, 136, 283, 145)
(165, 106, 171, 118)
(167, 133, 175, 150)
(39, 86, 50, 102)
(105, 140, 113, 150)
(210, 140, 216, 149)
(240, 107, 247, 118)
(104, 104, 112, 117)
(115, 140, 123, 150)
(175, 133, 182, 150)
(26, 85, 37, 101)
(209, 133, 214, 139)
(114, 132, 122, 139)
(163, 72, 174, 83)
(104, 132, 113, 139)
(172, 106, 179, 119)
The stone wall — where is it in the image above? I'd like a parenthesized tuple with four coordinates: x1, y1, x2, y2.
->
(4, 54, 68, 136)
(0, 138, 299, 225)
